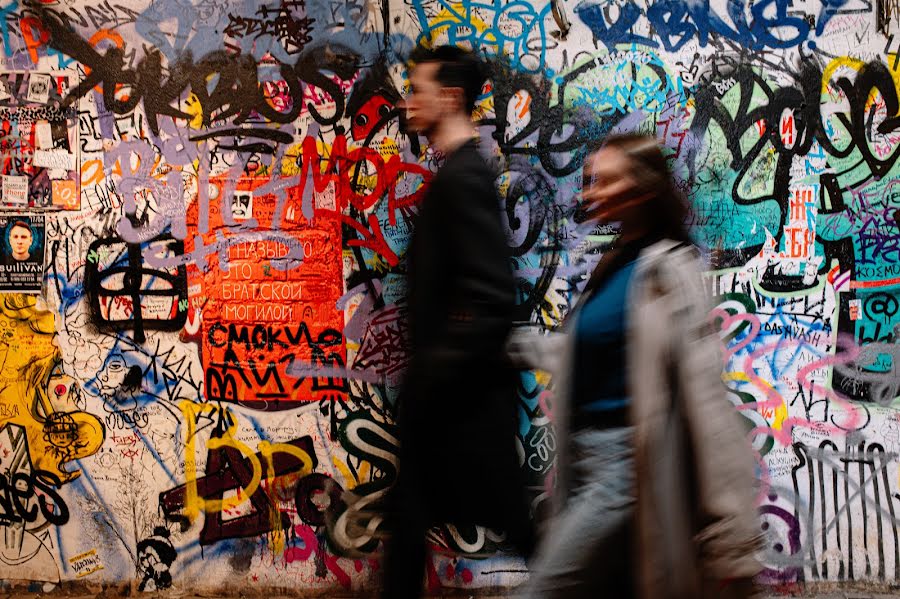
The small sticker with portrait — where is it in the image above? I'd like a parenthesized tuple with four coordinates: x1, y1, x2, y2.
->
(232, 190, 253, 220)
(849, 299, 861, 321)
(26, 73, 51, 104)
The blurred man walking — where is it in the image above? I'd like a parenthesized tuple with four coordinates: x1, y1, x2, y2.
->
(380, 45, 534, 599)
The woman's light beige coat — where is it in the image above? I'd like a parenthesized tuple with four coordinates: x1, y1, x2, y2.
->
(508, 239, 761, 599)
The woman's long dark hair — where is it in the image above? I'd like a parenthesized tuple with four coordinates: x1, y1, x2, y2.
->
(581, 134, 694, 295)
(601, 133, 692, 244)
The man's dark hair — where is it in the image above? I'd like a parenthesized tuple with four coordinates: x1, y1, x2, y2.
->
(409, 45, 487, 114)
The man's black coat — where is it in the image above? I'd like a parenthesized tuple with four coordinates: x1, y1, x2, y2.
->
(401, 138, 523, 529)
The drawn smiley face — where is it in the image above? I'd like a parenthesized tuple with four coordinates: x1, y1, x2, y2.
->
(351, 94, 393, 141)
(43, 412, 78, 451)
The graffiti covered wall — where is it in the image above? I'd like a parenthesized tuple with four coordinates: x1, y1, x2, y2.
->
(0, 0, 895, 593)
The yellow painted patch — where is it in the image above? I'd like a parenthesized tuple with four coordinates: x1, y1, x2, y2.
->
(0, 295, 104, 483)
(723, 371, 787, 430)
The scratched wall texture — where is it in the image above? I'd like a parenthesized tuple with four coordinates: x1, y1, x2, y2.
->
(0, 0, 896, 593)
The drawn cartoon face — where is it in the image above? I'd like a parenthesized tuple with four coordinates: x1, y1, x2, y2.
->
(43, 412, 78, 452)
(47, 365, 81, 412)
(98, 356, 128, 398)
(351, 95, 393, 141)
(97, 355, 142, 413)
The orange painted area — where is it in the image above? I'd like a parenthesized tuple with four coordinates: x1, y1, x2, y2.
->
(185, 174, 346, 407)
(81, 159, 105, 187)
(850, 277, 900, 289)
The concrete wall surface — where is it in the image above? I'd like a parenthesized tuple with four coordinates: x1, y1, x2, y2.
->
(0, 0, 895, 595)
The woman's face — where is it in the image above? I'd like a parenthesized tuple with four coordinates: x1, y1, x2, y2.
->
(582, 147, 652, 225)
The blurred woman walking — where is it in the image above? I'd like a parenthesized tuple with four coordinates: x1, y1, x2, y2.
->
(509, 134, 762, 599)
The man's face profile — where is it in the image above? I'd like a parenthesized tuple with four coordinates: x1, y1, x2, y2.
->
(405, 62, 443, 136)
(9, 224, 32, 261)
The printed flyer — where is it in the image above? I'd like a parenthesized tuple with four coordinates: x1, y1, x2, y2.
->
(0, 212, 44, 292)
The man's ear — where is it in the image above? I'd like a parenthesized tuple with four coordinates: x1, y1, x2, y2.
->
(441, 86, 466, 113)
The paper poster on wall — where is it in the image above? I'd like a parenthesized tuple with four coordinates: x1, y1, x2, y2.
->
(0, 71, 80, 210)
(2, 175, 27, 205)
(0, 213, 44, 293)
(849, 299, 862, 320)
